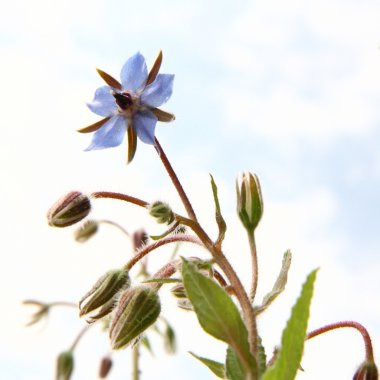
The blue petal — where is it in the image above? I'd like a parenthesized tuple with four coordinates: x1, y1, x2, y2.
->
(120, 52, 148, 93)
(85, 115, 127, 150)
(133, 111, 158, 145)
(140, 74, 174, 108)
(87, 86, 117, 117)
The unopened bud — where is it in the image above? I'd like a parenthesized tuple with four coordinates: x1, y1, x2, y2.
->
(74, 220, 98, 243)
(56, 351, 74, 380)
(109, 286, 161, 350)
(236, 172, 263, 233)
(354, 361, 379, 380)
(148, 201, 174, 224)
(47, 191, 91, 228)
(99, 356, 113, 378)
(132, 229, 149, 251)
(170, 283, 187, 299)
(22, 299, 50, 326)
(79, 269, 130, 321)
(177, 299, 193, 311)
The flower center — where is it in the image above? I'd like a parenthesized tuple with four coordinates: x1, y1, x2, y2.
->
(113, 91, 134, 111)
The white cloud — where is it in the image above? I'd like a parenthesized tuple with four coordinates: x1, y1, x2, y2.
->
(214, 0, 380, 142)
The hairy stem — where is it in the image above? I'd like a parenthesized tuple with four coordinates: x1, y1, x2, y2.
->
(307, 321, 375, 362)
(247, 232, 258, 303)
(69, 324, 92, 351)
(154, 138, 197, 221)
(98, 219, 131, 237)
(176, 215, 258, 365)
(132, 345, 140, 380)
(91, 191, 148, 208)
(124, 234, 203, 271)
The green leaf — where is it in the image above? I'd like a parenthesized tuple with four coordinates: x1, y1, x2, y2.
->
(255, 250, 292, 315)
(226, 346, 245, 380)
(210, 174, 227, 246)
(189, 352, 225, 378)
(262, 269, 318, 380)
(181, 258, 256, 377)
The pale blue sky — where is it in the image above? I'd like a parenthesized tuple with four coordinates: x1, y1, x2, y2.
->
(1, 0, 380, 379)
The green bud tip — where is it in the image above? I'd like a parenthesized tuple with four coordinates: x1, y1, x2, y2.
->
(79, 269, 130, 321)
(148, 201, 174, 224)
(109, 286, 161, 350)
(47, 191, 91, 228)
(236, 172, 263, 233)
(74, 220, 99, 243)
(56, 351, 74, 380)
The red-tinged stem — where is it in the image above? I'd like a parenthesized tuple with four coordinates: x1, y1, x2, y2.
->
(91, 191, 148, 208)
(124, 235, 203, 271)
(154, 138, 198, 222)
(307, 321, 375, 362)
(149, 260, 180, 290)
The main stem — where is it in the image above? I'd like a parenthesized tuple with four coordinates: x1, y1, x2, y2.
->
(154, 138, 198, 221)
(176, 215, 258, 363)
(153, 139, 257, 364)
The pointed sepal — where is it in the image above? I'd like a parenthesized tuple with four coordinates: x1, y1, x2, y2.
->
(146, 50, 163, 86)
(96, 69, 122, 90)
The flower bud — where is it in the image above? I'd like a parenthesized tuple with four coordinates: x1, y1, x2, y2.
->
(170, 283, 187, 299)
(98, 356, 113, 378)
(74, 220, 98, 243)
(354, 361, 379, 380)
(22, 299, 50, 326)
(177, 299, 193, 311)
(132, 229, 149, 251)
(109, 286, 161, 350)
(148, 201, 174, 224)
(47, 191, 91, 228)
(236, 172, 263, 233)
(79, 269, 130, 321)
(56, 351, 74, 380)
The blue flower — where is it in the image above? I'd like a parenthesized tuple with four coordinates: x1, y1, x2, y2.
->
(79, 52, 174, 161)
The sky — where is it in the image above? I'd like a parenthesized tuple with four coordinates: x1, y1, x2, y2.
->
(1, 0, 380, 379)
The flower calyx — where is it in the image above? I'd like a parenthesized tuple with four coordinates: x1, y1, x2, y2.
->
(109, 286, 161, 350)
(47, 191, 91, 228)
(79, 269, 130, 322)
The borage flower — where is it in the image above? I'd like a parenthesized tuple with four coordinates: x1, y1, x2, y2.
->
(79, 51, 175, 163)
